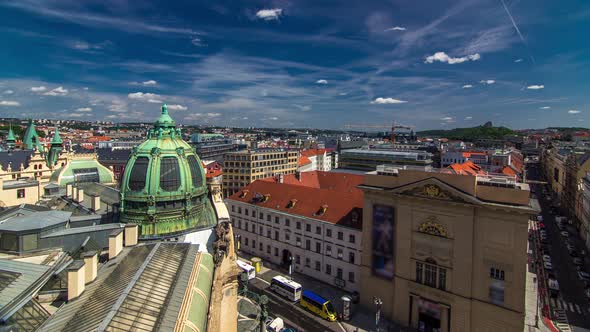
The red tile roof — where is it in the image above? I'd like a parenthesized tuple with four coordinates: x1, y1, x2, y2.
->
(261, 171, 364, 195)
(202, 161, 223, 178)
(300, 149, 326, 158)
(228, 179, 363, 229)
(298, 156, 312, 167)
(447, 160, 487, 176)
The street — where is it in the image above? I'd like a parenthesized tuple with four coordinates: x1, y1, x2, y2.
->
(528, 162, 590, 332)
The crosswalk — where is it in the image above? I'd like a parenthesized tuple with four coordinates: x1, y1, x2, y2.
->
(550, 298, 590, 315)
(554, 309, 572, 332)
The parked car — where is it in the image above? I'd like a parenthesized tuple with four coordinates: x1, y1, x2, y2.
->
(561, 231, 569, 237)
(578, 271, 590, 281)
(573, 258, 584, 266)
(543, 255, 552, 263)
(544, 261, 553, 270)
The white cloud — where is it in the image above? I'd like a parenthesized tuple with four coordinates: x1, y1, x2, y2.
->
(256, 8, 282, 21)
(464, 116, 473, 120)
(167, 104, 188, 111)
(294, 105, 312, 112)
(385, 26, 406, 31)
(480, 80, 496, 85)
(440, 116, 453, 121)
(268, 117, 279, 120)
(316, 79, 328, 84)
(370, 97, 407, 104)
(31, 86, 47, 92)
(424, 52, 481, 64)
(191, 37, 206, 46)
(83, 87, 89, 90)
(527, 85, 544, 90)
(540, 106, 551, 109)
(128, 92, 163, 103)
(515, 58, 523, 63)
(3, 90, 14, 94)
(43, 86, 68, 96)
(568, 110, 581, 114)
(0, 100, 20, 106)
(143, 80, 157, 86)
(75, 107, 92, 112)
(339, 92, 348, 96)
(462, 84, 473, 89)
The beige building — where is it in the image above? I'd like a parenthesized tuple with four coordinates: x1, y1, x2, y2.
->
(359, 166, 536, 332)
(222, 149, 298, 197)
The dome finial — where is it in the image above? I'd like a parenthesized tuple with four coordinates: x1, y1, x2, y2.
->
(161, 104, 168, 115)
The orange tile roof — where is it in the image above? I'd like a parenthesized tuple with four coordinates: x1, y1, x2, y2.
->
(447, 160, 487, 176)
(298, 156, 312, 167)
(300, 149, 326, 158)
(203, 161, 223, 178)
(261, 171, 364, 195)
(228, 179, 363, 229)
(501, 165, 517, 176)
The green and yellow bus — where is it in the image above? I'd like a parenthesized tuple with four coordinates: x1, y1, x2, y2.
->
(300, 290, 337, 321)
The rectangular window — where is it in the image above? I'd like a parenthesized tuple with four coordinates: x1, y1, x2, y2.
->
(305, 258, 310, 267)
(316, 242, 321, 253)
(326, 264, 332, 275)
(306, 224, 311, 232)
(338, 232, 343, 240)
(238, 220, 242, 229)
(326, 245, 332, 255)
(349, 252, 355, 264)
(232, 205, 235, 212)
(259, 212, 264, 219)
(245, 208, 248, 216)
(238, 207, 242, 214)
(296, 237, 301, 247)
(267, 245, 271, 254)
(267, 215, 271, 222)
(337, 248, 343, 259)
(315, 261, 321, 271)
(316, 226, 321, 235)
(306, 240, 311, 250)
(285, 219, 290, 227)
(259, 242, 263, 251)
(251, 224, 256, 234)
(425, 264, 437, 287)
(296, 255, 300, 264)
(285, 233, 290, 241)
(245, 238, 249, 246)
(337, 268, 343, 279)
(296, 222, 301, 230)
(274, 247, 279, 256)
(416, 262, 423, 283)
(326, 229, 332, 237)
(349, 234, 356, 243)
(275, 231, 279, 240)
(438, 268, 446, 290)
(259, 226, 263, 234)
(490, 267, 505, 281)
(252, 240, 256, 248)
(275, 216, 279, 224)
(348, 271, 355, 283)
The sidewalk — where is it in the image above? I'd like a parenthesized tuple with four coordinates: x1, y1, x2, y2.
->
(239, 252, 414, 332)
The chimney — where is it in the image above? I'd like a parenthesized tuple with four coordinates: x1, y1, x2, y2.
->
(72, 186, 78, 201)
(66, 183, 72, 198)
(90, 194, 100, 212)
(278, 174, 284, 183)
(82, 251, 98, 284)
(76, 188, 84, 203)
(124, 224, 139, 247)
(108, 228, 124, 259)
(67, 260, 86, 301)
(295, 171, 301, 182)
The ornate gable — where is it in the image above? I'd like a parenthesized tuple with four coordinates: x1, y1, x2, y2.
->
(392, 177, 480, 205)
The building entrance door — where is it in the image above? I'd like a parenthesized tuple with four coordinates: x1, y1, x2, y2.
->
(417, 298, 441, 332)
(281, 249, 292, 266)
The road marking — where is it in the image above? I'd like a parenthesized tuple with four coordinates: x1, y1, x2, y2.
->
(336, 322, 346, 332)
(256, 276, 270, 285)
(569, 302, 575, 312)
(575, 304, 582, 314)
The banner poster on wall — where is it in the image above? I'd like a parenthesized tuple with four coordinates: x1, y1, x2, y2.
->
(372, 204, 395, 279)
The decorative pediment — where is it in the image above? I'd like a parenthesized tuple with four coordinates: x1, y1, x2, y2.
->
(392, 177, 480, 205)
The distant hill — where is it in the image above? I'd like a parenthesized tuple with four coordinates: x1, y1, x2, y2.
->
(417, 124, 516, 140)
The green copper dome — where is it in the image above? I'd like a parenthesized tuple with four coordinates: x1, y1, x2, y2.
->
(119, 105, 216, 239)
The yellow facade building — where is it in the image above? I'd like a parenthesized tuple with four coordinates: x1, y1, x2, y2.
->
(359, 166, 536, 332)
(222, 149, 298, 197)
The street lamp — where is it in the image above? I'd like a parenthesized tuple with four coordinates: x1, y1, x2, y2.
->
(373, 296, 382, 332)
(288, 255, 293, 279)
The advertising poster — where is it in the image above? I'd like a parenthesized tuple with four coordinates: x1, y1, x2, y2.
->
(372, 204, 395, 279)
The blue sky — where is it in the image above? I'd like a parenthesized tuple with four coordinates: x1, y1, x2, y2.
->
(0, 0, 589, 130)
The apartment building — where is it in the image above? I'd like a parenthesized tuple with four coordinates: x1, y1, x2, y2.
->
(359, 165, 536, 332)
(222, 149, 298, 197)
(339, 148, 432, 171)
(227, 171, 364, 292)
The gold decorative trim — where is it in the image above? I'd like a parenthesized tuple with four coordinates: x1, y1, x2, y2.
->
(418, 216, 448, 237)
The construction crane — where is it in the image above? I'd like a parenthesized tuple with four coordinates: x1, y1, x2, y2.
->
(343, 122, 414, 144)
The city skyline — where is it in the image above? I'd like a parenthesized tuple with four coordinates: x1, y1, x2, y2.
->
(0, 0, 589, 130)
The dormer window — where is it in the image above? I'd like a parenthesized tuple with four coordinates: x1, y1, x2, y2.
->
(240, 190, 249, 198)
(263, 194, 271, 202)
(287, 199, 297, 208)
(316, 204, 328, 216)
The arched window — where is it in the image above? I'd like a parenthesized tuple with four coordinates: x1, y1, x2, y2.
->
(159, 157, 181, 191)
(187, 155, 203, 188)
(129, 157, 149, 191)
